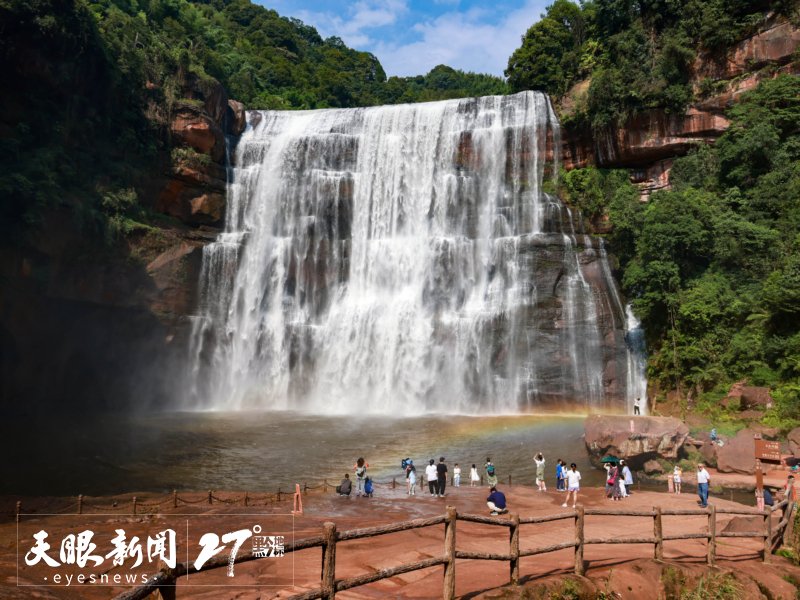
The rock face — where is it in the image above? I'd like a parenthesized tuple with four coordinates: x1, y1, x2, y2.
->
(157, 75, 243, 228)
(716, 428, 757, 475)
(559, 18, 800, 199)
(788, 428, 800, 457)
(584, 415, 690, 469)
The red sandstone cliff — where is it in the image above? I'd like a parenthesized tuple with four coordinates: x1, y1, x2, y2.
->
(557, 17, 800, 200)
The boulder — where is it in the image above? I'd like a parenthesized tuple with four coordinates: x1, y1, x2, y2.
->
(584, 415, 690, 470)
(740, 386, 773, 410)
(643, 459, 663, 475)
(722, 516, 763, 534)
(171, 106, 226, 163)
(716, 428, 757, 475)
(228, 99, 246, 136)
(788, 427, 800, 457)
(699, 442, 718, 468)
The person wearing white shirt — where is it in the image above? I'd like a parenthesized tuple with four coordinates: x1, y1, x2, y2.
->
(696, 463, 710, 507)
(425, 459, 439, 496)
(562, 463, 581, 508)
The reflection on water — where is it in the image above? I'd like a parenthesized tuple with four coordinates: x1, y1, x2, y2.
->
(3, 413, 606, 496)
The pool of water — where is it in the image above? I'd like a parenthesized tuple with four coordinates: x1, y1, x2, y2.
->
(2, 412, 610, 496)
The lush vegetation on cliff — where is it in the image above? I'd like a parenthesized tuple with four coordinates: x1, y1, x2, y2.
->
(86, 0, 507, 110)
(563, 75, 800, 426)
(0, 0, 506, 240)
(506, 0, 798, 128)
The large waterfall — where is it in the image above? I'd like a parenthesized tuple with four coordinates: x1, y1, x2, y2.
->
(186, 91, 645, 414)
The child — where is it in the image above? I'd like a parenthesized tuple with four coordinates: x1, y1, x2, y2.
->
(673, 465, 682, 494)
(364, 477, 374, 498)
(354, 457, 368, 497)
(406, 459, 417, 495)
(453, 463, 461, 487)
(470, 464, 480, 486)
(556, 459, 565, 492)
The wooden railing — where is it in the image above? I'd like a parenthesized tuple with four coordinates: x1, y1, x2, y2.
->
(113, 490, 796, 600)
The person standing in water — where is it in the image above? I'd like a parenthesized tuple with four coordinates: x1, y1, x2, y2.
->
(354, 457, 368, 497)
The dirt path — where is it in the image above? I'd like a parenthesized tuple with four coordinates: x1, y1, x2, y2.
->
(0, 483, 792, 599)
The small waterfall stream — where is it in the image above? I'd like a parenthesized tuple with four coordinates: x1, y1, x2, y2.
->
(186, 91, 645, 413)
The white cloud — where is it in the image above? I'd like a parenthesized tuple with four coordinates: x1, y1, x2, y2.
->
(372, 1, 548, 77)
(295, 0, 409, 47)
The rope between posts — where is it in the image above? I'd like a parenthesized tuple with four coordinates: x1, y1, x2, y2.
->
(210, 494, 242, 504)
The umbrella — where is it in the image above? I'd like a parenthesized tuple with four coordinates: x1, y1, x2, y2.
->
(601, 455, 620, 464)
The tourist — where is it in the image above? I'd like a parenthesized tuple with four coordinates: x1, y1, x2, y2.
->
(437, 457, 448, 498)
(634, 397, 641, 415)
(604, 463, 614, 497)
(764, 487, 774, 507)
(453, 463, 461, 487)
(485, 457, 498, 487)
(354, 457, 368, 497)
(487, 486, 508, 515)
(563, 463, 581, 508)
(336, 474, 352, 496)
(621, 460, 633, 496)
(470, 464, 480, 487)
(364, 477, 374, 498)
(426, 459, 439, 496)
(406, 459, 416, 496)
(609, 464, 622, 501)
(697, 463, 710, 508)
(673, 465, 682, 494)
(783, 475, 796, 501)
(534, 453, 547, 491)
(556, 459, 565, 492)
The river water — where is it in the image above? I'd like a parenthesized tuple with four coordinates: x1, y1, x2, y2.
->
(4, 414, 611, 496)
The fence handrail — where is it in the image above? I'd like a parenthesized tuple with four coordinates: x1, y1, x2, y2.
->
(112, 489, 795, 600)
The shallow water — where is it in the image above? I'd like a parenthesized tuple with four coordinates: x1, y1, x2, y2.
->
(3, 413, 610, 496)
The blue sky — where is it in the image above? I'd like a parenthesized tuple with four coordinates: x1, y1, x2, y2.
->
(258, 0, 549, 77)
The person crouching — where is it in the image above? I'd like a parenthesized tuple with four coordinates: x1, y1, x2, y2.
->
(487, 486, 508, 515)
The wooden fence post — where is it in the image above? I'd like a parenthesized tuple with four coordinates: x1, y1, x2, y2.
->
(654, 506, 663, 561)
(443, 506, 457, 600)
(574, 506, 585, 576)
(510, 513, 520, 585)
(277, 487, 282, 502)
(157, 575, 177, 600)
(208, 490, 212, 505)
(172, 489, 178, 509)
(324, 479, 328, 493)
(764, 510, 773, 563)
(244, 492, 249, 507)
(508, 475, 512, 486)
(784, 501, 796, 547)
(707, 505, 716, 566)
(15, 501, 21, 523)
(77, 495, 83, 515)
(304, 482, 308, 495)
(392, 478, 396, 490)
(480, 474, 484, 486)
(132, 496, 137, 516)
(321, 522, 337, 600)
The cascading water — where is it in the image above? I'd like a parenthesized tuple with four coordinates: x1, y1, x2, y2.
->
(624, 304, 649, 414)
(186, 91, 639, 414)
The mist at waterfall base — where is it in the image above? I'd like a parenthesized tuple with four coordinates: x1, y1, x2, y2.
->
(4, 413, 603, 496)
(187, 91, 647, 414)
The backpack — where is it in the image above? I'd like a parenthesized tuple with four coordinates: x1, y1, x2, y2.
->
(487, 464, 495, 476)
(401, 458, 411, 470)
